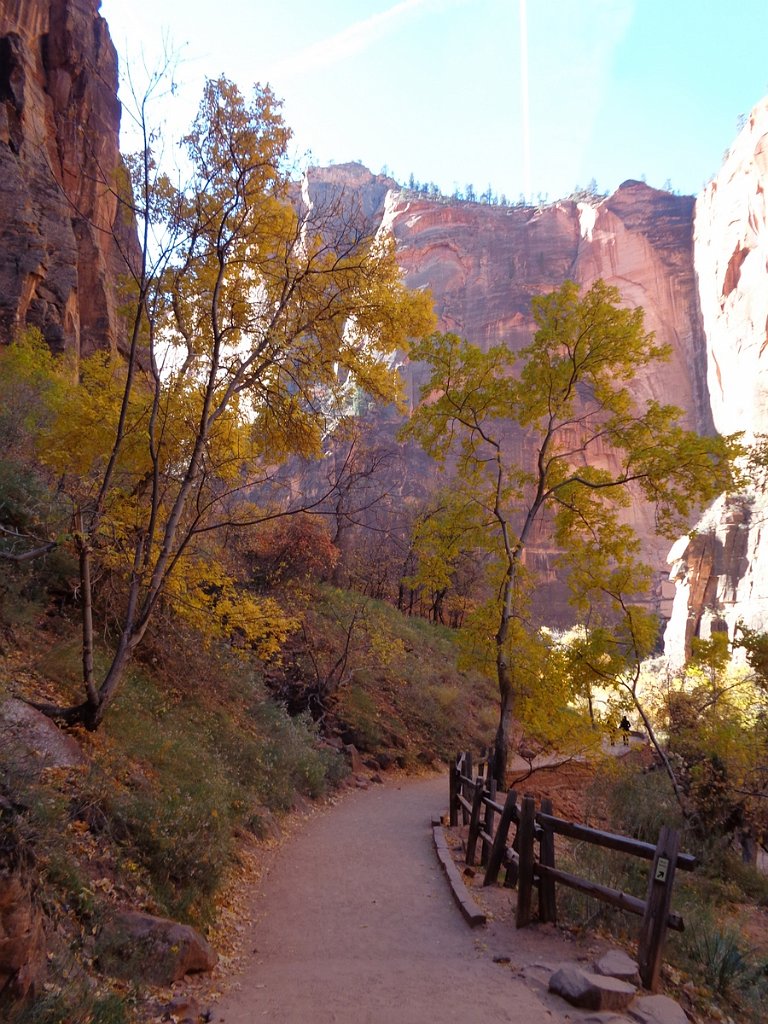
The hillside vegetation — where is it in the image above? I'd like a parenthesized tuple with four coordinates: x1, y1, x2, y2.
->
(1, 559, 494, 1022)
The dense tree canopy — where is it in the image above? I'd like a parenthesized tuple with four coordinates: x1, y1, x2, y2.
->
(0, 76, 433, 729)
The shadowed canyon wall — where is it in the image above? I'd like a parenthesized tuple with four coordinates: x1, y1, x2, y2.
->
(0, 0, 136, 359)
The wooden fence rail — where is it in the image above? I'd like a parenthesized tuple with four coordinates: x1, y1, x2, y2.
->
(448, 751, 696, 992)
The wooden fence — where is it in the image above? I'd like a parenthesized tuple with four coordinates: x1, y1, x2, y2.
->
(449, 751, 696, 992)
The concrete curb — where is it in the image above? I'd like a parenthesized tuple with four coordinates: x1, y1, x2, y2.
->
(432, 823, 487, 927)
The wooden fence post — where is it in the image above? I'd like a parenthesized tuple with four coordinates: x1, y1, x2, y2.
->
(538, 797, 557, 923)
(449, 754, 460, 826)
(466, 777, 485, 865)
(516, 794, 536, 928)
(638, 825, 680, 991)
(481, 779, 497, 868)
(462, 752, 473, 825)
(483, 789, 517, 886)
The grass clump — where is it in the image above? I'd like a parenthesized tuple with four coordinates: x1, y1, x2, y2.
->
(7, 988, 130, 1024)
(680, 915, 754, 995)
(75, 663, 345, 924)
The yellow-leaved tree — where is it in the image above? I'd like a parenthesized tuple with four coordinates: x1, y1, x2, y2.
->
(2, 76, 433, 729)
(403, 281, 741, 785)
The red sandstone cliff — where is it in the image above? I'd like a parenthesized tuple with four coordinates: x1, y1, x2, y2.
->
(0, 0, 136, 358)
(309, 165, 712, 617)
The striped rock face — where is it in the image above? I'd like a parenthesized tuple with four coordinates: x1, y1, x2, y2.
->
(0, 0, 139, 362)
(307, 164, 712, 623)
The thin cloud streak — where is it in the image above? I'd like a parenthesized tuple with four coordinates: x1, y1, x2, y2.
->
(263, 0, 455, 80)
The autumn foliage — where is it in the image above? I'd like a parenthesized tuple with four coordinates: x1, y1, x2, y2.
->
(0, 76, 433, 729)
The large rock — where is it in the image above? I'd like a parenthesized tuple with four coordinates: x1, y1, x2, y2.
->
(391, 179, 711, 613)
(0, 0, 138, 360)
(695, 100, 768, 440)
(0, 699, 87, 772)
(549, 965, 636, 1012)
(594, 948, 641, 986)
(96, 910, 218, 986)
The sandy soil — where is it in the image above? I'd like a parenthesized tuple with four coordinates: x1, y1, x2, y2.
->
(209, 775, 618, 1024)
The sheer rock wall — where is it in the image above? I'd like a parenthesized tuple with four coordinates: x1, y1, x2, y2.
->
(309, 166, 711, 620)
(0, 0, 136, 360)
(665, 98, 768, 663)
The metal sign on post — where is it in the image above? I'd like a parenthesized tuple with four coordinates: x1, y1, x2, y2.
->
(654, 857, 669, 883)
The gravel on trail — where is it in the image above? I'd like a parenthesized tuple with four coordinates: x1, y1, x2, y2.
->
(212, 775, 586, 1024)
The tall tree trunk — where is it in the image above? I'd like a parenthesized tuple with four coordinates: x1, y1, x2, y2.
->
(493, 656, 514, 787)
(76, 527, 99, 710)
(88, 636, 137, 729)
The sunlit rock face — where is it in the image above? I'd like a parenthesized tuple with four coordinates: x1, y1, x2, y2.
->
(307, 165, 711, 621)
(664, 98, 768, 664)
(389, 180, 710, 432)
(395, 181, 713, 611)
(0, 0, 136, 359)
(696, 101, 768, 437)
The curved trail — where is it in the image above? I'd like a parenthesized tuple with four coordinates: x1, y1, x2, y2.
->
(213, 776, 579, 1024)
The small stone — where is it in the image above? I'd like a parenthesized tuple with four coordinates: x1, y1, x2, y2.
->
(291, 791, 312, 813)
(163, 995, 201, 1020)
(344, 744, 365, 773)
(629, 994, 689, 1024)
(583, 1015, 631, 1024)
(594, 949, 640, 985)
(370, 773, 384, 784)
(549, 966, 636, 1012)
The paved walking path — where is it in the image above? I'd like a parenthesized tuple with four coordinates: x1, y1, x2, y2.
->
(212, 775, 582, 1024)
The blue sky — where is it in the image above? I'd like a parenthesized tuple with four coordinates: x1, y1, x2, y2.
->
(100, 0, 768, 201)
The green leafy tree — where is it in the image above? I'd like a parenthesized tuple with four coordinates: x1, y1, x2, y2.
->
(1, 76, 433, 730)
(403, 279, 741, 784)
(401, 487, 486, 624)
(664, 643, 768, 846)
(734, 623, 768, 685)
